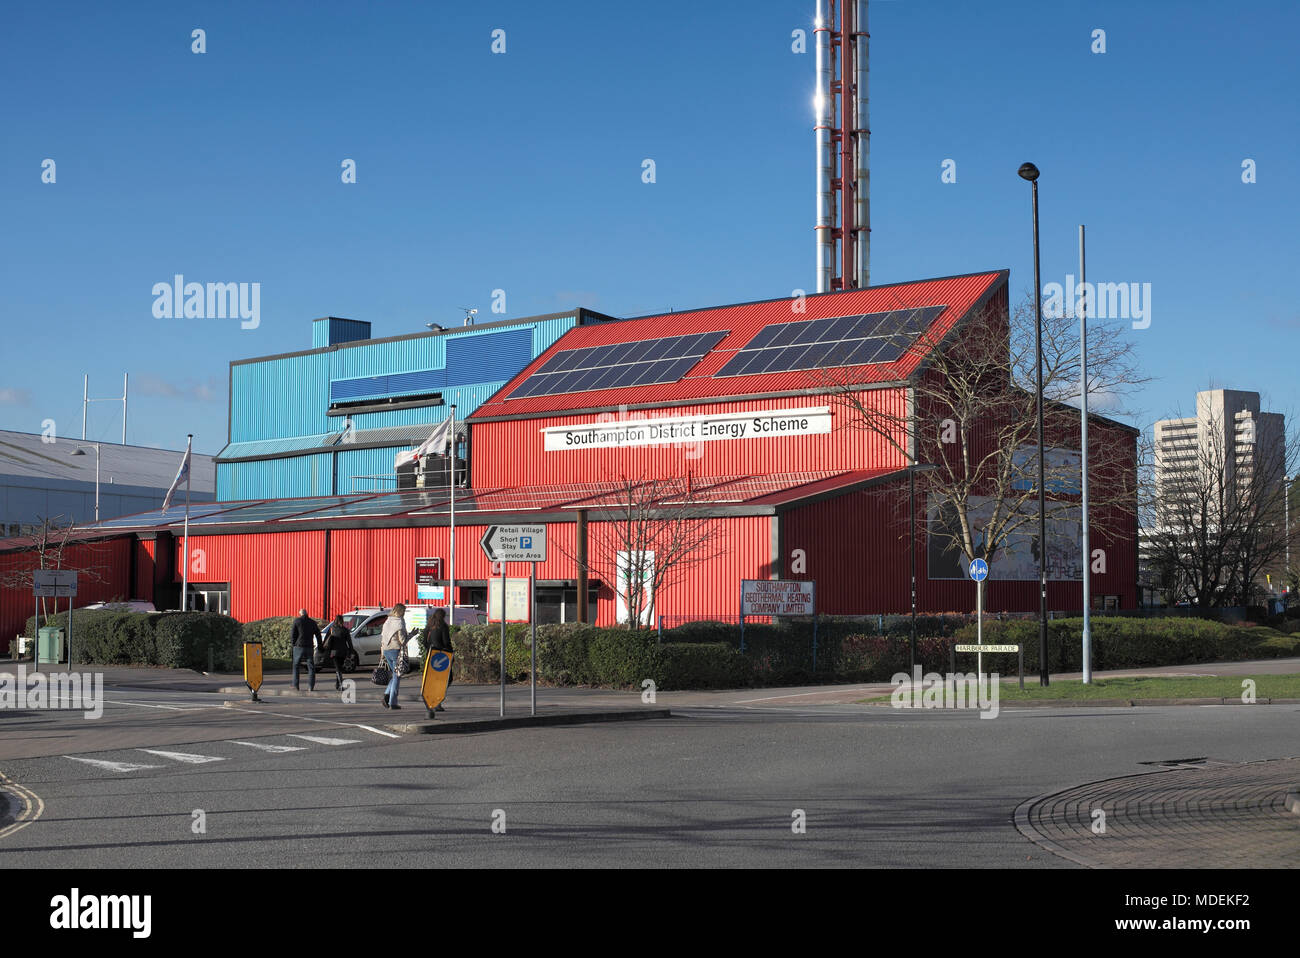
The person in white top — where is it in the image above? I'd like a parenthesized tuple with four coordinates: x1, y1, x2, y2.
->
(379, 604, 409, 710)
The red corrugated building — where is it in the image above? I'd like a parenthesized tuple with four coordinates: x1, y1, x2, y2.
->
(0, 269, 1138, 639)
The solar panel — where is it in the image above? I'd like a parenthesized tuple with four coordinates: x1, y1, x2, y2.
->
(90, 502, 250, 528)
(508, 331, 727, 399)
(282, 490, 451, 520)
(715, 306, 946, 378)
(185, 496, 369, 525)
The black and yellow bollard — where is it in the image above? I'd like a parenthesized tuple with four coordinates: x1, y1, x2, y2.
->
(244, 640, 264, 703)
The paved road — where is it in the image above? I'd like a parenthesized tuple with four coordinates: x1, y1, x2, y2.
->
(2, 668, 1297, 867)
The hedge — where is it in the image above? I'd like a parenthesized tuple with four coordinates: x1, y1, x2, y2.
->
(949, 616, 1300, 673)
(20, 610, 243, 670)
(242, 616, 314, 661)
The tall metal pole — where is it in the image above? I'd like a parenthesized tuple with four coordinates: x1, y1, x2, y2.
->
(499, 562, 506, 717)
(814, 0, 833, 293)
(181, 435, 192, 611)
(1027, 172, 1049, 687)
(530, 561, 537, 716)
(81, 375, 88, 441)
(909, 464, 917, 670)
(448, 405, 456, 615)
(1079, 225, 1092, 683)
(94, 444, 100, 522)
(122, 373, 128, 445)
(853, 0, 870, 288)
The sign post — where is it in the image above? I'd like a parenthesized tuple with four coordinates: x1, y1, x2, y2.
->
(968, 558, 988, 677)
(33, 569, 78, 671)
(481, 525, 548, 718)
(530, 561, 537, 716)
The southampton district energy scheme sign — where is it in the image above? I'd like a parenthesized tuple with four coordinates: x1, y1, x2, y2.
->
(542, 406, 833, 451)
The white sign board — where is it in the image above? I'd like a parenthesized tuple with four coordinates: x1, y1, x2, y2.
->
(740, 579, 816, 616)
(542, 406, 833, 451)
(480, 525, 547, 562)
(487, 577, 531, 623)
(33, 569, 78, 597)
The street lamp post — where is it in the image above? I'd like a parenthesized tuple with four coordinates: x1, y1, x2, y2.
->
(70, 443, 101, 522)
(908, 462, 938, 671)
(1019, 162, 1050, 686)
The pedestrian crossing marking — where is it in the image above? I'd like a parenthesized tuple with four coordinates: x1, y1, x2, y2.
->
(229, 740, 306, 753)
(137, 749, 225, 764)
(288, 734, 361, 745)
(63, 757, 162, 773)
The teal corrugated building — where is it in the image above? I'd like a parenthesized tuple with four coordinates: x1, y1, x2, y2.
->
(215, 309, 615, 499)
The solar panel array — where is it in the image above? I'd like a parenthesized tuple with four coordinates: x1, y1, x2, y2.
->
(90, 502, 250, 528)
(715, 306, 946, 378)
(282, 490, 452, 520)
(185, 496, 370, 525)
(507, 332, 728, 399)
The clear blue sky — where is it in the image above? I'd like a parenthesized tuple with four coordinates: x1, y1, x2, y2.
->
(2, 0, 1296, 455)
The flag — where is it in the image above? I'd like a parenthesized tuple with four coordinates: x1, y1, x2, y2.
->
(162, 446, 191, 512)
(394, 417, 454, 471)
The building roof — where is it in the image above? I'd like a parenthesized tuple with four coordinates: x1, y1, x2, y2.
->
(0, 430, 215, 492)
(469, 270, 1007, 421)
(46, 468, 904, 542)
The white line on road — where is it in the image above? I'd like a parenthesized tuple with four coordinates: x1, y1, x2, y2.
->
(137, 749, 225, 764)
(228, 741, 306, 753)
(732, 688, 884, 704)
(63, 756, 163, 773)
(288, 734, 362, 746)
(103, 699, 216, 712)
(221, 703, 401, 739)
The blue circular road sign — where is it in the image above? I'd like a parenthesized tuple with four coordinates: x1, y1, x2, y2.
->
(431, 652, 451, 671)
(969, 558, 989, 582)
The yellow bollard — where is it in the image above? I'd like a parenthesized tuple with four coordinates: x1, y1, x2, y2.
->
(244, 640, 263, 702)
(420, 650, 453, 719)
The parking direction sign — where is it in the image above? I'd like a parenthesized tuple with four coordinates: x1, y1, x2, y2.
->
(968, 558, 988, 582)
(480, 525, 547, 562)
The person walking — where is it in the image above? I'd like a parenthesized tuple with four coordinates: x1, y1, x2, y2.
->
(290, 609, 321, 692)
(421, 607, 454, 712)
(380, 604, 408, 709)
(324, 614, 355, 691)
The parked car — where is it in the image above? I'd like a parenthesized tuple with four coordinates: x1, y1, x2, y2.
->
(313, 605, 484, 673)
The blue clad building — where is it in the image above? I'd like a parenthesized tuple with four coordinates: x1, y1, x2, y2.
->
(215, 309, 615, 500)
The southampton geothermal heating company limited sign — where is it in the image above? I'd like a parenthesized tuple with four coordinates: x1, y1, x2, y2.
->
(542, 406, 833, 451)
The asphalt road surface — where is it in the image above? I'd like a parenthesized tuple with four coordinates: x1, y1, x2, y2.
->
(2, 676, 1297, 867)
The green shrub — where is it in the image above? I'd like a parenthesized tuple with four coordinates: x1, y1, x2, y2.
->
(651, 643, 750, 690)
(153, 612, 243, 670)
(241, 616, 301, 661)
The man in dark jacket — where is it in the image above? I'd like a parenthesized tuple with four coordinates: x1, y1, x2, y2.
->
(290, 609, 321, 691)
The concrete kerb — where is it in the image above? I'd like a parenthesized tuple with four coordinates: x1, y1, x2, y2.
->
(385, 708, 672, 735)
(863, 696, 1300, 709)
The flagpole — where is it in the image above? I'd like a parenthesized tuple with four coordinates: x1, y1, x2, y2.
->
(448, 405, 457, 615)
(181, 434, 192, 611)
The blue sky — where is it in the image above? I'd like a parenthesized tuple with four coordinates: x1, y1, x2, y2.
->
(2, 0, 1296, 455)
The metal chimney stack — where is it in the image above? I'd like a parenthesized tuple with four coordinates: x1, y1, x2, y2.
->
(814, 0, 869, 293)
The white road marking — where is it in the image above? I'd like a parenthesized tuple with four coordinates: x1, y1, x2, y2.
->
(137, 749, 225, 764)
(102, 699, 215, 712)
(221, 703, 401, 739)
(228, 740, 306, 753)
(64, 756, 163, 773)
(733, 688, 884, 704)
(288, 734, 361, 746)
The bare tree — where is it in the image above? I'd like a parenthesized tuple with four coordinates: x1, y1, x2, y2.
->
(819, 289, 1146, 577)
(1142, 404, 1298, 608)
(0, 515, 108, 632)
(560, 472, 728, 628)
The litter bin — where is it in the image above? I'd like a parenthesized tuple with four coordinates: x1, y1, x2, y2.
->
(38, 627, 64, 665)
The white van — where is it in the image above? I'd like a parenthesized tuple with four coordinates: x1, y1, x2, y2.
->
(313, 605, 484, 672)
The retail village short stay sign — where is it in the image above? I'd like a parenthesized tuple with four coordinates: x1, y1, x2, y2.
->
(541, 406, 833, 451)
(741, 579, 816, 616)
(480, 525, 548, 562)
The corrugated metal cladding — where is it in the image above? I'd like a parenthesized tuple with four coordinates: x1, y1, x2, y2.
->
(312, 318, 372, 349)
(217, 454, 332, 501)
(0, 537, 132, 639)
(780, 484, 1137, 615)
(328, 329, 534, 403)
(471, 390, 910, 488)
(472, 273, 1005, 419)
(172, 531, 326, 624)
(334, 446, 410, 494)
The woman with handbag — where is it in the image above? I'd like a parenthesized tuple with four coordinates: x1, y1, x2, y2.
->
(324, 615, 354, 691)
(379, 604, 409, 709)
